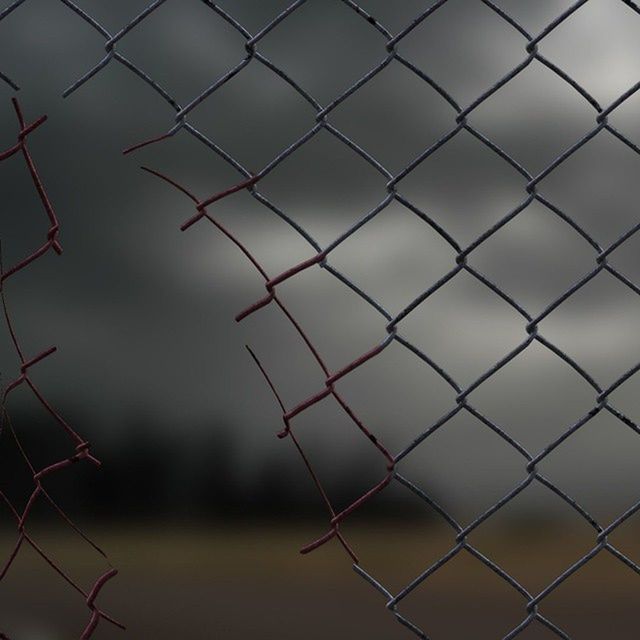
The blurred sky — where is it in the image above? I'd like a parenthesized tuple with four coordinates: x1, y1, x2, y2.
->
(1, 0, 640, 523)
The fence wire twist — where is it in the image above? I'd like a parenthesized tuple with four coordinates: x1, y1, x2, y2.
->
(2, 0, 640, 638)
(0, 98, 122, 639)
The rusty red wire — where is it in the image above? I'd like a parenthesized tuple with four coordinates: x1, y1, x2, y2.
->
(0, 98, 123, 639)
(139, 163, 395, 561)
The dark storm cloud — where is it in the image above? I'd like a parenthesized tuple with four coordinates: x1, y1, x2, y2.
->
(1, 0, 640, 515)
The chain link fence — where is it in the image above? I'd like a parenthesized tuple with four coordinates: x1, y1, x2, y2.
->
(0, 97, 122, 638)
(2, 0, 640, 638)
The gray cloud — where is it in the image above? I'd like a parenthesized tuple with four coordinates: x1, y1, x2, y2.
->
(2, 0, 640, 518)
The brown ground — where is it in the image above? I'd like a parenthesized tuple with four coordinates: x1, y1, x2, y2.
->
(0, 522, 638, 639)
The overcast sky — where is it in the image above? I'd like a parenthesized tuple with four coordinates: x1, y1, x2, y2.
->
(1, 0, 640, 520)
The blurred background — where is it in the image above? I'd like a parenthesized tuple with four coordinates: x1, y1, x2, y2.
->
(0, 0, 639, 637)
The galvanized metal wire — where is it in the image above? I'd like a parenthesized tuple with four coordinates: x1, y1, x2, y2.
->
(3, 1, 640, 637)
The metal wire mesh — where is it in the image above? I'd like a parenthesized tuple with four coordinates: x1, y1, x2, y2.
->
(2, 0, 640, 637)
(0, 97, 122, 638)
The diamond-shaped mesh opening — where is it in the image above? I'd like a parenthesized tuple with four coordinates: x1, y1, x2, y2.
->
(467, 481, 597, 593)
(257, 0, 386, 102)
(330, 338, 456, 453)
(538, 269, 640, 384)
(398, 410, 526, 523)
(327, 199, 455, 314)
(539, 0, 640, 104)
(397, 546, 526, 640)
(469, 341, 595, 450)
(538, 126, 640, 246)
(538, 410, 640, 522)
(397, 269, 526, 385)
(328, 60, 454, 171)
(398, 0, 527, 105)
(116, 0, 247, 102)
(470, 199, 595, 312)
(540, 550, 639, 639)
(470, 61, 597, 172)
(399, 127, 528, 245)
(258, 127, 388, 244)
(0, 0, 104, 94)
(187, 60, 317, 168)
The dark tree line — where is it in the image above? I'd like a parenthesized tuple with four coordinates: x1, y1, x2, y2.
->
(0, 409, 436, 523)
